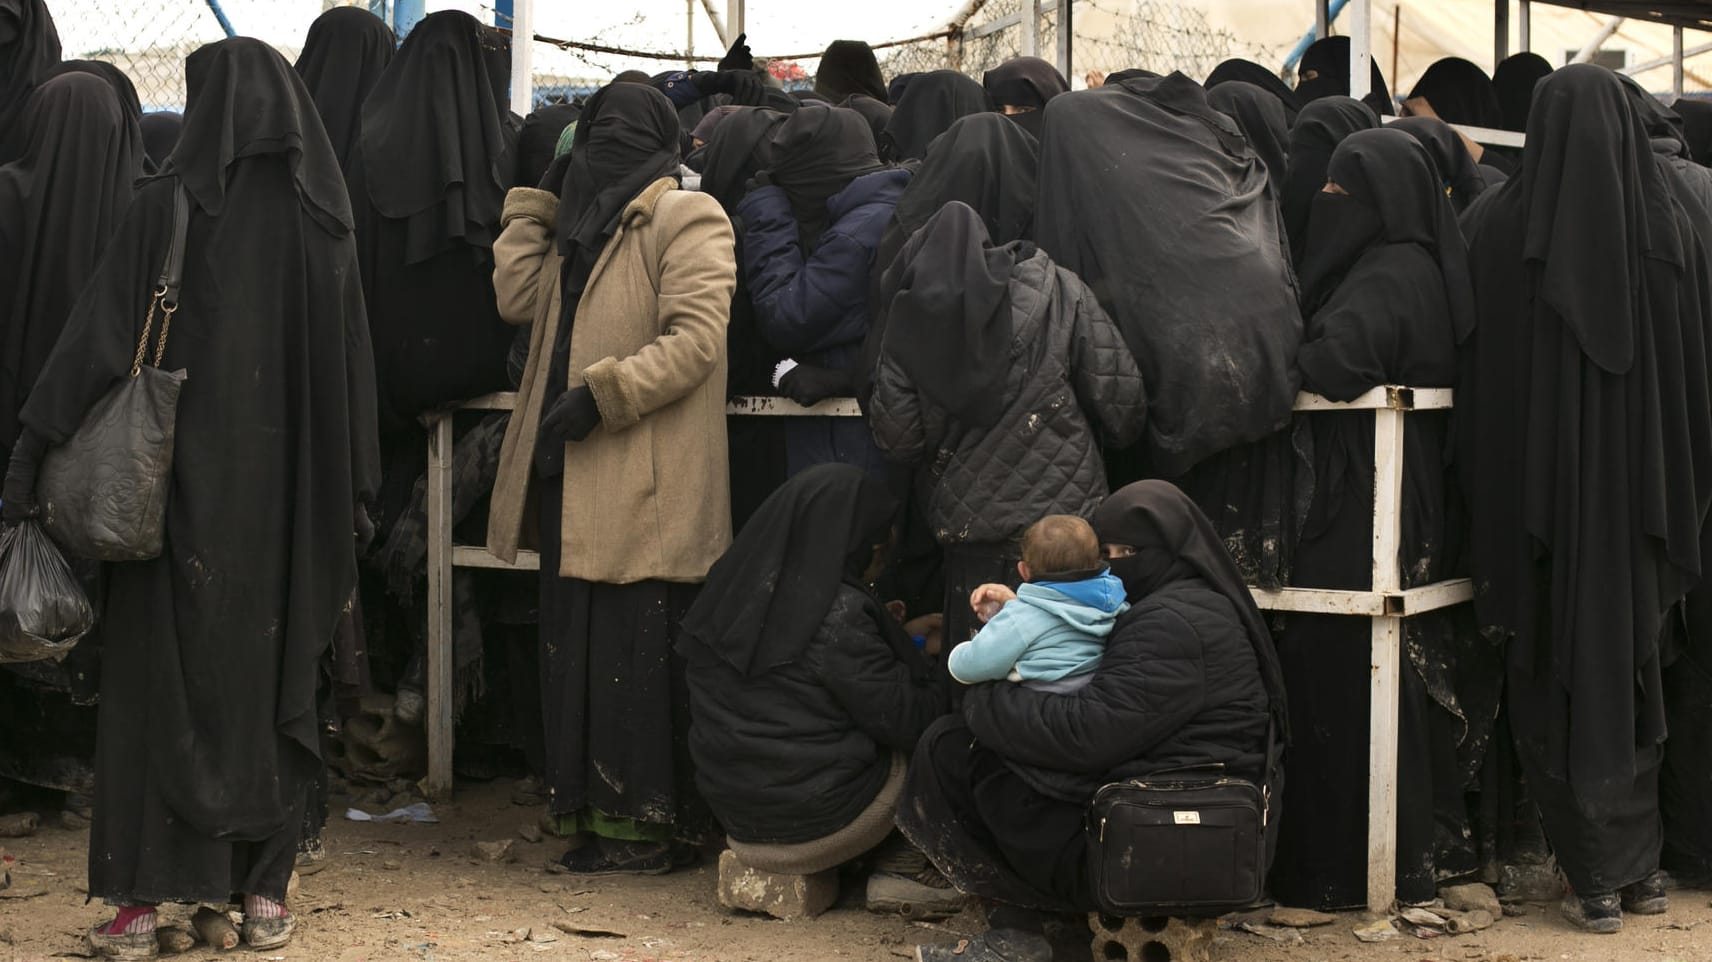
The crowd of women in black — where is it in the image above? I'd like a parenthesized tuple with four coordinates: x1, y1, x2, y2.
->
(5, 0, 1712, 958)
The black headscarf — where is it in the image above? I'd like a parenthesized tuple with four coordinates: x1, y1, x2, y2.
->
(698, 105, 788, 212)
(167, 36, 352, 235)
(358, 9, 511, 263)
(1034, 74, 1302, 477)
(1492, 51, 1553, 132)
(1296, 36, 1393, 116)
(0, 71, 141, 451)
(888, 72, 920, 105)
(1283, 95, 1377, 260)
(840, 93, 893, 148)
(767, 103, 884, 245)
(46, 59, 141, 124)
(555, 82, 681, 270)
(881, 70, 992, 162)
(1104, 68, 1160, 85)
(1206, 58, 1301, 120)
(515, 102, 579, 186)
(1207, 81, 1290, 198)
(139, 111, 183, 173)
(295, 5, 397, 171)
(678, 463, 898, 677)
(1093, 480, 1289, 738)
(893, 111, 1037, 242)
(881, 201, 1017, 429)
(815, 40, 888, 104)
(1408, 56, 1502, 129)
(983, 56, 1069, 141)
(0, 0, 59, 162)
(1674, 98, 1712, 166)
(1300, 128, 1473, 335)
(1390, 115, 1487, 212)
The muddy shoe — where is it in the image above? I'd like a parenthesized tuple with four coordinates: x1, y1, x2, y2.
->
(243, 914, 296, 950)
(1620, 872, 1669, 915)
(914, 929, 1052, 962)
(86, 926, 158, 960)
(1561, 891, 1623, 934)
(555, 839, 673, 876)
(866, 864, 972, 920)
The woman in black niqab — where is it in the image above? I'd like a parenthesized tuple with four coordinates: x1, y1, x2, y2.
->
(1492, 51, 1553, 132)
(45, 59, 141, 125)
(880, 70, 992, 162)
(1295, 36, 1392, 116)
(1390, 115, 1489, 212)
(0, 71, 141, 459)
(295, 5, 397, 172)
(1672, 98, 1712, 167)
(983, 56, 1068, 139)
(815, 39, 888, 103)
(1406, 56, 1502, 130)
(1206, 58, 1300, 120)
(0, 0, 59, 163)
(1207, 81, 1290, 198)
(1282, 95, 1377, 260)
(140, 111, 183, 172)
(767, 103, 885, 244)
(8, 35, 378, 941)
(516, 102, 580, 186)
(1459, 62, 1712, 928)
(1272, 129, 1493, 906)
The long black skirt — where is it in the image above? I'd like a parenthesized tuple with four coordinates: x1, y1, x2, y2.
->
(536, 474, 699, 829)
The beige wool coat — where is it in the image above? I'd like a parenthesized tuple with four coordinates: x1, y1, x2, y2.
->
(486, 178, 736, 584)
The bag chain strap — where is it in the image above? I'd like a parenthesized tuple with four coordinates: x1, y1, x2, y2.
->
(129, 289, 178, 378)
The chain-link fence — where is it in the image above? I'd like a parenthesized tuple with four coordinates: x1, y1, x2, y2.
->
(48, 0, 1301, 113)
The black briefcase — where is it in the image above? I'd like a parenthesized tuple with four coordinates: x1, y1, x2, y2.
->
(1086, 772, 1268, 917)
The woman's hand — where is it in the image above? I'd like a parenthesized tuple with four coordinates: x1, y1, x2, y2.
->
(903, 612, 944, 656)
(969, 584, 1017, 625)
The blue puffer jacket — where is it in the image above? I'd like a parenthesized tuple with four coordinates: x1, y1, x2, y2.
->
(738, 167, 911, 475)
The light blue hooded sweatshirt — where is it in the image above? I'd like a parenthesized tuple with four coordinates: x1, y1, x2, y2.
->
(948, 570, 1129, 687)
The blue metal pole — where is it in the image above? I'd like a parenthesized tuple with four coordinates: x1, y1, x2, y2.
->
(1284, 0, 1349, 71)
(368, 0, 389, 22)
(495, 0, 514, 25)
(203, 0, 237, 38)
(394, 0, 426, 37)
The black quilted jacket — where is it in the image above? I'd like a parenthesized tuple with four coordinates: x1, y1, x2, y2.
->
(868, 250, 1146, 545)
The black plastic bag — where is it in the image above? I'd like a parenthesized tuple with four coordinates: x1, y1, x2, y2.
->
(0, 520, 95, 663)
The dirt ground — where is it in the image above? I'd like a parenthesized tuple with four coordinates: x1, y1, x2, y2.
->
(4, 780, 1712, 962)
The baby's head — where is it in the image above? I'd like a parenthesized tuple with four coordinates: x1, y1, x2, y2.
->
(1018, 515, 1103, 583)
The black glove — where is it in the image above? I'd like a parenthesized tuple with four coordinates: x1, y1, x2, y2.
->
(694, 69, 767, 107)
(2, 429, 47, 524)
(534, 387, 603, 477)
(778, 365, 853, 406)
(718, 33, 753, 72)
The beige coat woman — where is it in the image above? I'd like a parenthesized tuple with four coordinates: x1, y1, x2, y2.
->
(486, 178, 736, 584)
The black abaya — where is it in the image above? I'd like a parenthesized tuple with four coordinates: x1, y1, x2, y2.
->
(1282, 96, 1378, 260)
(17, 37, 378, 904)
(1458, 64, 1712, 897)
(0, 0, 59, 163)
(0, 71, 141, 457)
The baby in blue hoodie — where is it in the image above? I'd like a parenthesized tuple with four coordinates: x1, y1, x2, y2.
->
(948, 515, 1128, 693)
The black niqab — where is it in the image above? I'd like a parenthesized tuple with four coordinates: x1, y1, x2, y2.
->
(768, 103, 884, 245)
(515, 102, 580, 186)
(1092, 480, 1288, 738)
(893, 111, 1037, 242)
(983, 56, 1069, 110)
(1673, 98, 1712, 166)
(1208, 81, 1290, 197)
(555, 82, 681, 265)
(881, 202, 1016, 429)
(1206, 58, 1301, 120)
(1493, 51, 1553, 132)
(1034, 73, 1302, 476)
(140, 111, 183, 171)
(0, 0, 58, 162)
(1408, 56, 1502, 129)
(1282, 96, 1377, 260)
(1390, 115, 1487, 212)
(46, 59, 141, 125)
(295, 5, 397, 171)
(881, 70, 992, 162)
(679, 464, 897, 678)
(0, 71, 141, 452)
(815, 40, 888, 104)
(698, 105, 787, 212)
(1296, 36, 1393, 116)
(358, 9, 511, 263)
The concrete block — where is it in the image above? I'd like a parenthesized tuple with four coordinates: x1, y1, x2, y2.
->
(1088, 913, 1216, 962)
(717, 850, 838, 921)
